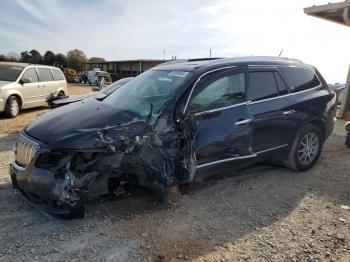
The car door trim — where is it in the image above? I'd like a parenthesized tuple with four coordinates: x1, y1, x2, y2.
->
(196, 154, 257, 169)
(196, 144, 288, 169)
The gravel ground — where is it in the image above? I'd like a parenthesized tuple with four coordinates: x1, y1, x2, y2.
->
(0, 87, 349, 261)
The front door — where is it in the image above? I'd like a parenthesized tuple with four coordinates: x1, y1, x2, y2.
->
(185, 68, 254, 174)
(20, 67, 43, 108)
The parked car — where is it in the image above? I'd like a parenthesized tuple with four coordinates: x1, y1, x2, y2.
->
(0, 62, 69, 118)
(88, 70, 111, 86)
(47, 77, 134, 108)
(10, 57, 337, 217)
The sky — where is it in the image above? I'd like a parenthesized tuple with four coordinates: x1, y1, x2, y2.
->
(0, 0, 349, 83)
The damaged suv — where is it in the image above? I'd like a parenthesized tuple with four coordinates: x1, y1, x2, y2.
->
(10, 57, 337, 217)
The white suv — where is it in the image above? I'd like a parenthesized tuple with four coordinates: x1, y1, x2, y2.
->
(0, 62, 69, 117)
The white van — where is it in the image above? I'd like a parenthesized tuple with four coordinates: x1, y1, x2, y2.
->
(0, 62, 69, 118)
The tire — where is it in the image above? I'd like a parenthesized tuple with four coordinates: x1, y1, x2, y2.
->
(4, 96, 20, 118)
(57, 91, 65, 97)
(286, 124, 324, 171)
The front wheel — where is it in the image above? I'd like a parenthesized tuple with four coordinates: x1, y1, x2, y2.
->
(4, 96, 20, 118)
(286, 124, 323, 171)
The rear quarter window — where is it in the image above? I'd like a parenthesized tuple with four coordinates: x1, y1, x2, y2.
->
(52, 68, 65, 81)
(280, 67, 320, 92)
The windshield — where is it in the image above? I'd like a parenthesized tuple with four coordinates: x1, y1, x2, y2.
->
(0, 64, 24, 81)
(103, 70, 192, 117)
(102, 78, 132, 95)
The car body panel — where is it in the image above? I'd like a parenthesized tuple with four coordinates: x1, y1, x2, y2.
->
(9, 56, 337, 216)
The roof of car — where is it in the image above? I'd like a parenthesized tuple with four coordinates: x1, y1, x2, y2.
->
(153, 56, 307, 72)
(0, 61, 29, 67)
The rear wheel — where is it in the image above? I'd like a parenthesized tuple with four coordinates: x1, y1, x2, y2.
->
(4, 96, 20, 118)
(286, 124, 323, 171)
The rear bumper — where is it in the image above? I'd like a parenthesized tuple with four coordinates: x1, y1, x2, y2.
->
(10, 160, 84, 216)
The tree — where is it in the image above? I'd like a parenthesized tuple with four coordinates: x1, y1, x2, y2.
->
(20, 50, 42, 63)
(43, 50, 55, 65)
(53, 53, 67, 68)
(66, 49, 87, 71)
(20, 51, 31, 62)
(6, 52, 20, 62)
(88, 57, 106, 63)
(0, 54, 6, 61)
(29, 49, 42, 64)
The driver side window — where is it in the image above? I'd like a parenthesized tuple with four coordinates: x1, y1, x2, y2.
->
(187, 72, 245, 113)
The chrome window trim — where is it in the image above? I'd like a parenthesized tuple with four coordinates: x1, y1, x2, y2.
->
(184, 64, 323, 116)
(196, 144, 288, 169)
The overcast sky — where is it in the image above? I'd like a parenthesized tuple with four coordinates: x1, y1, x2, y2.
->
(0, 0, 349, 83)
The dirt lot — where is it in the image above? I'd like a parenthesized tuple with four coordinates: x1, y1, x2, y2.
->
(0, 86, 349, 261)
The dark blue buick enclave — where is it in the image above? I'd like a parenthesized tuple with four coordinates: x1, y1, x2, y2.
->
(10, 57, 337, 217)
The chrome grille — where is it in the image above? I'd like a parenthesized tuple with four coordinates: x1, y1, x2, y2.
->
(15, 134, 40, 167)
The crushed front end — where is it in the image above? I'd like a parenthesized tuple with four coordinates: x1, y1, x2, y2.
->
(10, 114, 198, 218)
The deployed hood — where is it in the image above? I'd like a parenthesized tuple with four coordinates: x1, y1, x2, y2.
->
(0, 81, 11, 88)
(26, 98, 146, 149)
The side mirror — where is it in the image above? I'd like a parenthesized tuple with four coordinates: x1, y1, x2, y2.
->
(20, 77, 32, 84)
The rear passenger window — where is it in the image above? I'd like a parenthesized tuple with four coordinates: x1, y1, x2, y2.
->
(38, 68, 54, 82)
(21, 68, 38, 83)
(248, 72, 279, 101)
(280, 67, 320, 92)
(52, 68, 65, 81)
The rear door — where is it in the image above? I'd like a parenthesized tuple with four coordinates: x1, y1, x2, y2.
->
(37, 67, 55, 102)
(185, 68, 255, 173)
(247, 67, 298, 154)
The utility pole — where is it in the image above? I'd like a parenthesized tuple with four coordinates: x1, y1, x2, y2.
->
(163, 49, 166, 60)
(209, 49, 212, 58)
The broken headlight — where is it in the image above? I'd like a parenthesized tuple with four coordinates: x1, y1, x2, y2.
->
(36, 152, 64, 169)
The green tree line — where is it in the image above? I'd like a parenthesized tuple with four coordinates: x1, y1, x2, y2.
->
(0, 49, 106, 72)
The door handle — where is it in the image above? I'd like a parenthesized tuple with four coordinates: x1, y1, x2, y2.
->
(283, 110, 296, 115)
(235, 119, 252, 126)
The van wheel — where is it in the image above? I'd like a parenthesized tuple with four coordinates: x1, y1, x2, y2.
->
(57, 91, 65, 97)
(286, 124, 323, 171)
(5, 96, 20, 118)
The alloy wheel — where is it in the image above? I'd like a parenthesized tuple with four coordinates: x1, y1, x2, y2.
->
(11, 99, 19, 116)
(297, 132, 319, 165)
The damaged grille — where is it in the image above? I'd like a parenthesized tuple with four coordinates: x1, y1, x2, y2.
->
(15, 134, 40, 167)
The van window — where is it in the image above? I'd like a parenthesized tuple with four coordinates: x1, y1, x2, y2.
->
(38, 68, 54, 82)
(187, 72, 245, 113)
(52, 68, 65, 81)
(248, 72, 279, 101)
(21, 68, 38, 83)
(280, 67, 320, 92)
